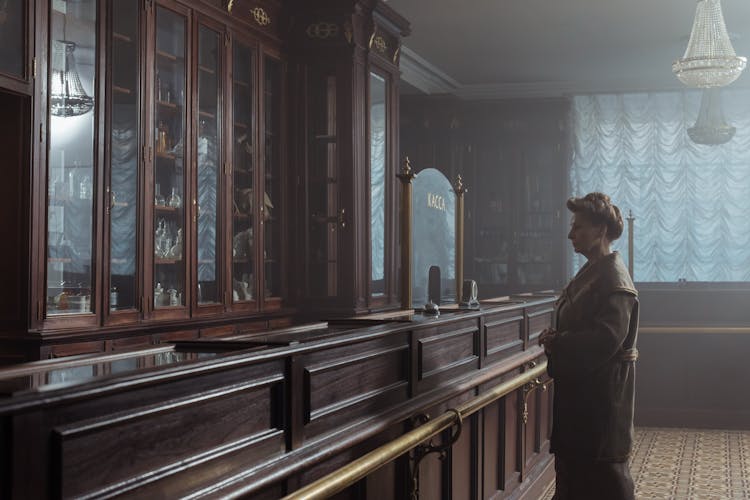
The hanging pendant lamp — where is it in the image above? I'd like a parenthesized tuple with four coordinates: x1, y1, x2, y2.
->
(50, 40, 94, 117)
(688, 88, 735, 145)
(672, 0, 746, 88)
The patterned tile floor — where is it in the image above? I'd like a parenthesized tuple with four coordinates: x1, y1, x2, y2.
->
(541, 427, 750, 499)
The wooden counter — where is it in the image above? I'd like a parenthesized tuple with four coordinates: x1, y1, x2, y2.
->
(0, 297, 556, 499)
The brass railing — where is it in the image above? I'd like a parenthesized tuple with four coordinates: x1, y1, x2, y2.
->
(282, 360, 548, 500)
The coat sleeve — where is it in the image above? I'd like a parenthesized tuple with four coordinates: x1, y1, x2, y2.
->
(547, 292, 635, 380)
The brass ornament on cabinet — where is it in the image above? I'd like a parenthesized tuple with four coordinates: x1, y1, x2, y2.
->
(373, 36, 387, 54)
(393, 45, 400, 64)
(306, 22, 339, 40)
(343, 20, 353, 44)
(226, 0, 235, 12)
(251, 7, 271, 26)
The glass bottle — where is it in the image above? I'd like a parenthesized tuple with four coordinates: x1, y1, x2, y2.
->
(157, 121, 169, 153)
(154, 183, 165, 206)
(167, 187, 182, 208)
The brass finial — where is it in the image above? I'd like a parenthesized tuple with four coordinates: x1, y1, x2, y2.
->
(226, 0, 235, 12)
(454, 173, 467, 195)
(397, 156, 415, 182)
(626, 209, 635, 221)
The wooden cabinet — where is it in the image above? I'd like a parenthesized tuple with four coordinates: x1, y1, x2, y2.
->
(0, 0, 417, 361)
(0, 0, 33, 94)
(2, 0, 291, 359)
(290, 1, 408, 316)
(401, 97, 571, 297)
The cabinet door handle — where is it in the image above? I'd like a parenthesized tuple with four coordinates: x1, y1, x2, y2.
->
(192, 198, 197, 223)
(338, 208, 346, 228)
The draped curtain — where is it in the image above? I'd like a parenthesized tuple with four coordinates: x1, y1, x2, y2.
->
(570, 90, 750, 282)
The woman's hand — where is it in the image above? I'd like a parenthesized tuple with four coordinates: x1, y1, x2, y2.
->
(538, 328, 557, 354)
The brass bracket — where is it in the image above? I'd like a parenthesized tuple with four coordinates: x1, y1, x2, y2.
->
(409, 409, 463, 500)
(521, 377, 548, 425)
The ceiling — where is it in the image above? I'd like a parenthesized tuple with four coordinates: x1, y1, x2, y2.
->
(388, 0, 750, 99)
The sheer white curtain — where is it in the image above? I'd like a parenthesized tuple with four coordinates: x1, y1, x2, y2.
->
(569, 90, 750, 282)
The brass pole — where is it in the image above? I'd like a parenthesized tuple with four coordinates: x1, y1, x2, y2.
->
(396, 157, 416, 310)
(282, 361, 548, 500)
(454, 174, 467, 303)
(626, 210, 635, 279)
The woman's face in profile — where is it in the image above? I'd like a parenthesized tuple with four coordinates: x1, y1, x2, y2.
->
(568, 213, 604, 255)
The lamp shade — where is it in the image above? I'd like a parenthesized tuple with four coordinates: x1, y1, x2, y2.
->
(672, 0, 746, 88)
(687, 88, 735, 145)
(50, 40, 94, 117)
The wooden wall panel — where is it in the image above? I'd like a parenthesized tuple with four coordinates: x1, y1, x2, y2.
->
(301, 333, 410, 437)
(54, 378, 284, 498)
(305, 344, 409, 423)
(504, 391, 521, 493)
(484, 311, 524, 364)
(527, 306, 554, 347)
(481, 401, 501, 499)
(417, 321, 479, 390)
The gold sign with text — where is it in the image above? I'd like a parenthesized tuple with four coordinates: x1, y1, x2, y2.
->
(427, 192, 446, 212)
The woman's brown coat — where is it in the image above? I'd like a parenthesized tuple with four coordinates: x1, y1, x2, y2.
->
(547, 252, 639, 461)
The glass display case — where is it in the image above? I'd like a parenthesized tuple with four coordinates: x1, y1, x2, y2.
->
(231, 39, 256, 308)
(0, 346, 222, 397)
(306, 71, 339, 299)
(0, 0, 26, 81)
(196, 24, 221, 306)
(36, 0, 287, 331)
(45, 0, 97, 317)
(263, 56, 282, 301)
(108, 0, 140, 315)
(369, 72, 386, 297)
(152, 5, 187, 311)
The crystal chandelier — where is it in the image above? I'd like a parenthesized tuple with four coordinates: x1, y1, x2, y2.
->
(50, 40, 94, 117)
(672, 0, 746, 88)
(688, 88, 735, 145)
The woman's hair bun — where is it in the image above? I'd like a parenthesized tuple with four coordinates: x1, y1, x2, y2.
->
(566, 192, 624, 241)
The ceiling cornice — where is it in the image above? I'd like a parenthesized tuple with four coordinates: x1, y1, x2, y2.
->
(400, 45, 750, 99)
(399, 46, 459, 95)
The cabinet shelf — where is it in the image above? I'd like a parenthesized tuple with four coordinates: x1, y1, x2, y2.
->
(234, 121, 248, 130)
(157, 100, 179, 110)
(198, 110, 216, 119)
(154, 205, 180, 213)
(155, 151, 176, 161)
(113, 32, 133, 43)
(233, 213, 250, 219)
(198, 65, 215, 75)
(234, 80, 250, 88)
(113, 85, 133, 95)
(48, 258, 73, 264)
(155, 258, 182, 265)
(156, 50, 181, 62)
(233, 258, 254, 264)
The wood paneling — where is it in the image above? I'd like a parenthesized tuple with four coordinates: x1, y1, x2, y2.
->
(484, 311, 524, 363)
(0, 298, 556, 498)
(417, 319, 480, 389)
(55, 378, 284, 498)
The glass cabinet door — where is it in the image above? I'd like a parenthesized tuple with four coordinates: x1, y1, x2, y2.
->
(307, 72, 338, 298)
(369, 72, 386, 297)
(196, 25, 221, 305)
(263, 56, 281, 300)
(46, 0, 97, 316)
(0, 0, 26, 79)
(108, 0, 140, 313)
(230, 40, 255, 306)
(152, 6, 187, 310)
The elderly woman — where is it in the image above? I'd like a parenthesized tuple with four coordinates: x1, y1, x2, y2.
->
(540, 192, 639, 500)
